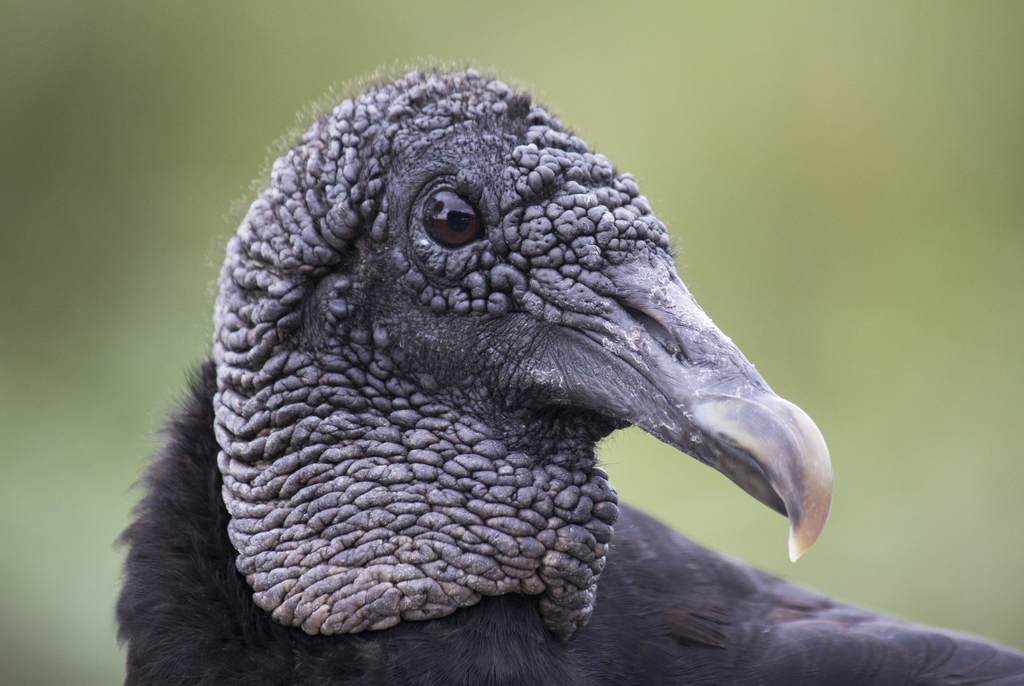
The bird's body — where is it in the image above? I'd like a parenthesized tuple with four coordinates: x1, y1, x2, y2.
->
(118, 69, 1024, 685)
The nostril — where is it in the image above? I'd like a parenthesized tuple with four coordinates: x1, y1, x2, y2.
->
(622, 304, 687, 361)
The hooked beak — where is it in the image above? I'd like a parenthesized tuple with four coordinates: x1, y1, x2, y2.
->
(553, 258, 833, 560)
(689, 394, 832, 561)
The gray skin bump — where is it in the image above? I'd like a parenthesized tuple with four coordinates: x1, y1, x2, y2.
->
(213, 69, 831, 640)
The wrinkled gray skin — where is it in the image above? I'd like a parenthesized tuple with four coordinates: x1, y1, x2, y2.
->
(213, 69, 816, 640)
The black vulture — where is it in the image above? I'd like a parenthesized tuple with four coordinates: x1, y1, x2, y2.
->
(117, 69, 1024, 685)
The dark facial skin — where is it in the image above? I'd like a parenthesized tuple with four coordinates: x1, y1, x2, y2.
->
(212, 69, 831, 639)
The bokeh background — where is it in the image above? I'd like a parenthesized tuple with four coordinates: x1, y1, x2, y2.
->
(2, 2, 1022, 683)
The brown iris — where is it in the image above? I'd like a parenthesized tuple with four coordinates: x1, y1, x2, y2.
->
(425, 191, 482, 248)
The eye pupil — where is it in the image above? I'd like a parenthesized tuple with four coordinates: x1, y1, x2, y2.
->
(446, 210, 472, 234)
(425, 191, 482, 248)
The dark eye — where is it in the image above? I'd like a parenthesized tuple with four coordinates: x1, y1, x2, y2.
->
(424, 191, 483, 248)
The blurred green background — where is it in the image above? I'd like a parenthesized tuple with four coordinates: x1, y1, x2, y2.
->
(1, 1, 1022, 683)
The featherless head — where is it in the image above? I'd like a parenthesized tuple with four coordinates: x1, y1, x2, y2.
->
(212, 69, 832, 639)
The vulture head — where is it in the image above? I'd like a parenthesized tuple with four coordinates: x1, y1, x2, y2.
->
(212, 69, 833, 641)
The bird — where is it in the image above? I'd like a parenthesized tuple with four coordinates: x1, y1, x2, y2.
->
(117, 68, 1024, 685)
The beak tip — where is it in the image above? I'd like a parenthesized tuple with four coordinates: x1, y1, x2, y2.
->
(788, 531, 803, 562)
(692, 394, 834, 561)
(783, 399, 834, 561)
(788, 525, 812, 562)
(786, 483, 832, 562)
